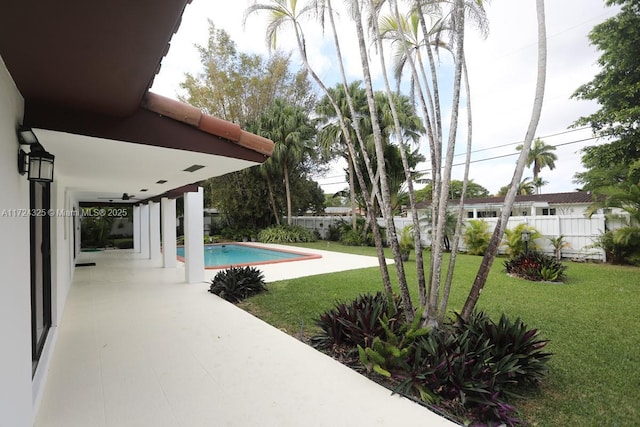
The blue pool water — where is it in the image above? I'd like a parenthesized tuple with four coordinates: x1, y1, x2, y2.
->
(176, 243, 315, 268)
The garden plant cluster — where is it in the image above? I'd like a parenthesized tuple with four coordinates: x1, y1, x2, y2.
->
(310, 293, 551, 426)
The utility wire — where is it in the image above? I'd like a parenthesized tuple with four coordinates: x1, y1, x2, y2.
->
(317, 127, 593, 181)
(416, 137, 597, 173)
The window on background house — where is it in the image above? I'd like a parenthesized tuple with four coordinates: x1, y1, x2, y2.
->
(542, 208, 556, 216)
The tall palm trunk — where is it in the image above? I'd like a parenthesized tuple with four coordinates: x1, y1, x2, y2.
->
(415, 2, 444, 308)
(352, 0, 414, 319)
(390, 1, 438, 307)
(287, 0, 394, 295)
(265, 172, 281, 225)
(439, 55, 472, 322)
(325, 0, 383, 234)
(322, 0, 393, 294)
(284, 162, 293, 225)
(461, 0, 547, 321)
(348, 154, 358, 229)
(423, 0, 466, 328)
(371, 0, 427, 310)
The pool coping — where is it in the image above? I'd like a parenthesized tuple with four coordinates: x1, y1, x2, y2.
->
(176, 242, 322, 270)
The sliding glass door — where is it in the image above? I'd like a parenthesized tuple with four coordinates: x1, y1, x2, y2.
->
(31, 181, 52, 374)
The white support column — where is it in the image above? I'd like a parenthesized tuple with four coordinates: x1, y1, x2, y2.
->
(149, 201, 161, 263)
(161, 197, 177, 268)
(133, 205, 141, 252)
(140, 203, 150, 259)
(184, 187, 204, 283)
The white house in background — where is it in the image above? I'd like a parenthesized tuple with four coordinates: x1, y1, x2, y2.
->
(417, 192, 612, 260)
(0, 2, 274, 426)
(294, 192, 614, 260)
(439, 191, 604, 219)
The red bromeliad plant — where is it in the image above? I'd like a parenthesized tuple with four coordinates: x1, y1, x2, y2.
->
(504, 251, 567, 282)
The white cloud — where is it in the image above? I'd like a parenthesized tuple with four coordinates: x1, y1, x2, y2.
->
(152, 0, 619, 196)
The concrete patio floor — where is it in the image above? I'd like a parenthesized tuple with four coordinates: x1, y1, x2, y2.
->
(35, 247, 458, 427)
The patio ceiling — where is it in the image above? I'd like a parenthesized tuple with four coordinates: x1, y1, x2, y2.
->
(39, 129, 257, 204)
(0, 0, 272, 204)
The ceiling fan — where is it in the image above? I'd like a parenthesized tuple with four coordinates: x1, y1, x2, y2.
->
(97, 193, 140, 201)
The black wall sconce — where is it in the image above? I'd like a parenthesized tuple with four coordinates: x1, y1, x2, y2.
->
(17, 126, 55, 183)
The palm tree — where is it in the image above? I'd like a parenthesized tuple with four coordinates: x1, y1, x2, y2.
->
(462, 0, 548, 322)
(245, 0, 396, 297)
(517, 137, 557, 181)
(532, 176, 548, 194)
(316, 82, 369, 230)
(350, 0, 417, 319)
(498, 177, 535, 196)
(255, 99, 315, 225)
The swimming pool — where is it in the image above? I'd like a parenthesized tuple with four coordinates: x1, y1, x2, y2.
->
(176, 243, 321, 269)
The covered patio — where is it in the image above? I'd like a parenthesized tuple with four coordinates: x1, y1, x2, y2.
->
(34, 249, 456, 426)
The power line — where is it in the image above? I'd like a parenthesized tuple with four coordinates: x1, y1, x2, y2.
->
(416, 136, 598, 174)
(447, 126, 590, 158)
(316, 126, 592, 181)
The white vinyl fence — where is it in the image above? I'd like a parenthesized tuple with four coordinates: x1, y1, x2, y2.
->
(291, 214, 607, 261)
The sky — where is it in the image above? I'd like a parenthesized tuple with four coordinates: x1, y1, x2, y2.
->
(150, 0, 619, 196)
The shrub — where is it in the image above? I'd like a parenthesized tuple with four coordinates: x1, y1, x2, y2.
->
(326, 222, 342, 241)
(258, 225, 316, 243)
(312, 296, 552, 426)
(503, 223, 542, 258)
(340, 229, 366, 246)
(404, 312, 551, 425)
(504, 251, 567, 282)
(358, 314, 430, 395)
(330, 218, 386, 247)
(548, 234, 570, 260)
(591, 230, 640, 265)
(208, 266, 266, 303)
(463, 219, 492, 255)
(310, 292, 402, 350)
(399, 226, 414, 260)
(413, 327, 521, 425)
(456, 311, 552, 388)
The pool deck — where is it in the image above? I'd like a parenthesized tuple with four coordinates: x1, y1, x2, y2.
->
(35, 246, 458, 427)
(213, 242, 385, 281)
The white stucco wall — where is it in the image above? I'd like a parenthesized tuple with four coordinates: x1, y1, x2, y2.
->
(0, 55, 34, 427)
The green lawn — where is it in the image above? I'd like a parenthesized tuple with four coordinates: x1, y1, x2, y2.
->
(239, 242, 640, 426)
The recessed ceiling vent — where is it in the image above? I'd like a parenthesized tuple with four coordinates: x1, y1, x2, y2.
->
(156, 180, 167, 184)
(183, 164, 205, 173)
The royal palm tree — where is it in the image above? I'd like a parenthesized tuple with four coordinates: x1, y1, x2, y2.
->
(517, 137, 557, 181)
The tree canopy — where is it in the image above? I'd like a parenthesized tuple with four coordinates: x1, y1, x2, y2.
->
(416, 179, 490, 201)
(180, 21, 316, 126)
(182, 22, 324, 227)
(572, 0, 640, 191)
(572, 0, 640, 264)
